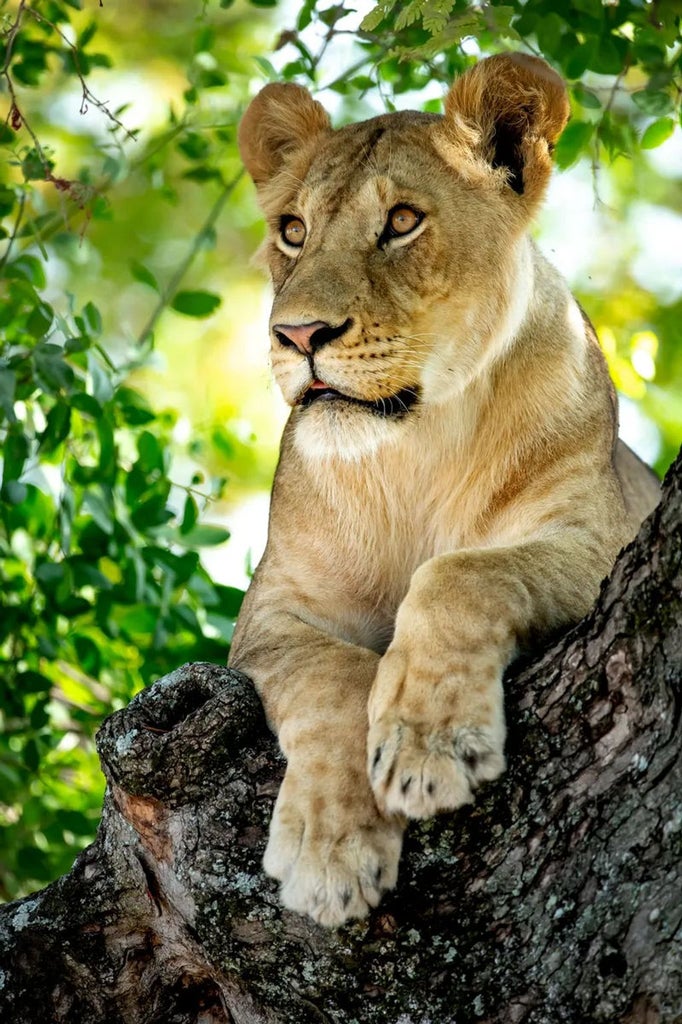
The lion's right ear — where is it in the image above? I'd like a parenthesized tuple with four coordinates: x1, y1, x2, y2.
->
(238, 83, 331, 187)
(443, 54, 569, 207)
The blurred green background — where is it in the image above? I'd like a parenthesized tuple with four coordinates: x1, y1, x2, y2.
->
(1, 0, 680, 900)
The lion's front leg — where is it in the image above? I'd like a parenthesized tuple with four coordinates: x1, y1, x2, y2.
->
(266, 706, 403, 927)
(368, 541, 606, 818)
(368, 642, 507, 819)
(230, 604, 403, 926)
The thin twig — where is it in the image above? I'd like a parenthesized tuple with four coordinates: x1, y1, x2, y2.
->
(1, 0, 27, 76)
(0, 190, 25, 273)
(2, 0, 53, 172)
(26, 6, 137, 143)
(136, 169, 244, 346)
(320, 56, 373, 92)
(591, 66, 628, 208)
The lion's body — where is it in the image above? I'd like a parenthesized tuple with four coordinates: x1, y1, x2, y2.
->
(230, 55, 659, 926)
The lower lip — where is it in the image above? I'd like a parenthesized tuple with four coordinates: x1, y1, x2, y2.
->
(298, 386, 420, 417)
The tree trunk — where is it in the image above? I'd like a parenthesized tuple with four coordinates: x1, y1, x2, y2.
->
(1, 450, 680, 1024)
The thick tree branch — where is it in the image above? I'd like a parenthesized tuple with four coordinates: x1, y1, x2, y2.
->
(1, 449, 680, 1024)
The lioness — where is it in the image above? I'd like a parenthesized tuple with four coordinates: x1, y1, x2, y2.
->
(230, 53, 660, 927)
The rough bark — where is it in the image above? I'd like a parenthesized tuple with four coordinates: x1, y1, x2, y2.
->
(1, 450, 680, 1024)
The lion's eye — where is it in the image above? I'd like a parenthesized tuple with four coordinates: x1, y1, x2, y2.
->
(281, 216, 306, 248)
(388, 207, 420, 235)
(378, 205, 424, 248)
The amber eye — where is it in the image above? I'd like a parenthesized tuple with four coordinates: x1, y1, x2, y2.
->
(281, 216, 306, 248)
(388, 206, 421, 236)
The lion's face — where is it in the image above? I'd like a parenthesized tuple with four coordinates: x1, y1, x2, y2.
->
(239, 56, 569, 459)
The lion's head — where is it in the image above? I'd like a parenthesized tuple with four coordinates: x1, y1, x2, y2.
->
(239, 54, 569, 460)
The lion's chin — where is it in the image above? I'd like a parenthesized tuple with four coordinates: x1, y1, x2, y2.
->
(292, 400, 411, 462)
(298, 385, 419, 418)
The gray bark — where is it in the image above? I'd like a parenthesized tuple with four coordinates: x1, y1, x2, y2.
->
(1, 449, 680, 1024)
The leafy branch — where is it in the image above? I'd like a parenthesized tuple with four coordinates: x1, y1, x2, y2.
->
(136, 168, 244, 347)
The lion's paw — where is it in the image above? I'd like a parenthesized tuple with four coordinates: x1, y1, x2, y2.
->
(368, 717, 505, 819)
(263, 781, 403, 927)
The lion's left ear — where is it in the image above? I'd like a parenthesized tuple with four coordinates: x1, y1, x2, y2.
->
(238, 82, 331, 189)
(444, 53, 569, 204)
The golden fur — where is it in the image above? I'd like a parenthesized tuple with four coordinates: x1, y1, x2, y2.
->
(230, 54, 660, 926)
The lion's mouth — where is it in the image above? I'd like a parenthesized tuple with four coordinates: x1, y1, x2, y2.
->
(298, 382, 420, 418)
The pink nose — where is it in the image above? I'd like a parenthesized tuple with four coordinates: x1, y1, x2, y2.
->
(272, 321, 330, 355)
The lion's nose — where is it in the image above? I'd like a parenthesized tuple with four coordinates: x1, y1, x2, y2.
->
(273, 319, 352, 355)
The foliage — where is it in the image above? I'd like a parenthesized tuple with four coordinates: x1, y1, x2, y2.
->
(1, 0, 681, 900)
(0, 244, 248, 897)
(0, 0, 260, 900)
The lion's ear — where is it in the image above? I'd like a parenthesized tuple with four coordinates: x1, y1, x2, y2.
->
(238, 83, 331, 187)
(444, 54, 569, 203)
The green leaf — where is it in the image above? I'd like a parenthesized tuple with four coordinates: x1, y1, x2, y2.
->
(115, 604, 158, 636)
(171, 290, 221, 318)
(145, 546, 199, 584)
(588, 36, 628, 76)
(115, 386, 156, 425)
(3, 481, 26, 505)
(0, 186, 15, 216)
(131, 483, 172, 529)
(569, 0, 602, 13)
(88, 351, 114, 405)
(180, 494, 198, 534)
(137, 430, 164, 473)
(73, 635, 102, 676)
(361, 3, 388, 31)
(572, 84, 601, 110)
(297, 0, 315, 30)
(34, 345, 74, 391)
(71, 393, 101, 418)
(206, 611, 235, 642)
(632, 90, 674, 117)
(183, 167, 222, 183)
(319, 5, 348, 28)
(535, 11, 564, 55)
(130, 262, 160, 292)
(180, 524, 230, 547)
(281, 59, 308, 80)
(554, 121, 594, 169)
(6, 255, 46, 287)
(640, 117, 675, 149)
(16, 671, 52, 695)
(253, 56, 278, 80)
(78, 20, 98, 47)
(0, 367, 17, 422)
(563, 42, 594, 80)
(97, 418, 117, 478)
(177, 132, 210, 161)
(2, 425, 29, 484)
(83, 489, 115, 534)
(21, 147, 53, 181)
(191, 67, 227, 89)
(39, 402, 71, 453)
(82, 302, 102, 336)
(213, 584, 244, 617)
(26, 302, 54, 339)
(35, 562, 66, 590)
(65, 335, 92, 354)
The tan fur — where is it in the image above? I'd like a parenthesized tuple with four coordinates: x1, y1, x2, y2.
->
(229, 55, 660, 927)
